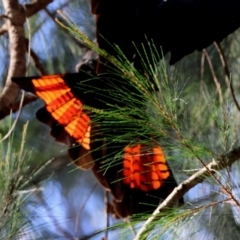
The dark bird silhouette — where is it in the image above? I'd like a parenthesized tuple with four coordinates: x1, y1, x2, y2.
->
(13, 0, 240, 217)
(12, 71, 183, 218)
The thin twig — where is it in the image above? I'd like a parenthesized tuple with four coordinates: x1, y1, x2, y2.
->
(199, 51, 206, 113)
(198, 50, 236, 200)
(29, 47, 46, 75)
(104, 191, 110, 240)
(25, 39, 46, 75)
(213, 41, 240, 112)
(157, 197, 232, 237)
(213, 41, 236, 187)
(125, 218, 137, 236)
(74, 183, 97, 237)
(20, 157, 56, 189)
(0, 0, 54, 120)
(200, 51, 205, 82)
(0, 91, 24, 143)
(202, 49, 223, 104)
(171, 113, 240, 211)
(35, 185, 72, 238)
(134, 145, 240, 240)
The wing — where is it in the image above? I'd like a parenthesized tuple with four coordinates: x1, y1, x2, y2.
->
(12, 73, 95, 169)
(33, 75, 91, 150)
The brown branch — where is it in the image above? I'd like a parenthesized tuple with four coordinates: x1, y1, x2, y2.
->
(0, 0, 27, 119)
(0, 0, 98, 120)
(134, 145, 240, 240)
(0, 0, 54, 120)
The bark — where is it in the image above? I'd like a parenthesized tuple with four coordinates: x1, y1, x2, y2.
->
(0, 0, 53, 120)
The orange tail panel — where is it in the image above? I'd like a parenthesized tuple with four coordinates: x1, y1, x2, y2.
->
(123, 144, 169, 191)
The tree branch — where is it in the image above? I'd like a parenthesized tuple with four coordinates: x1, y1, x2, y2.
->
(24, 0, 53, 18)
(134, 145, 240, 240)
(0, 0, 53, 120)
(0, 0, 27, 119)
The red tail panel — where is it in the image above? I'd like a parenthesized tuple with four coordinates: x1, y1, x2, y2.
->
(123, 145, 170, 191)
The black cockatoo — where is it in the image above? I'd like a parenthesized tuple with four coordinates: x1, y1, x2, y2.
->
(13, 0, 240, 217)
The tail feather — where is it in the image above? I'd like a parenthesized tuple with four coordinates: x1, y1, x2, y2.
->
(92, 142, 183, 217)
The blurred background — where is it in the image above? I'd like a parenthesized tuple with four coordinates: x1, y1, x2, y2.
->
(1, 0, 240, 239)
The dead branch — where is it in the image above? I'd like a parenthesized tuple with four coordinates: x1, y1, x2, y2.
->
(134, 145, 240, 240)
